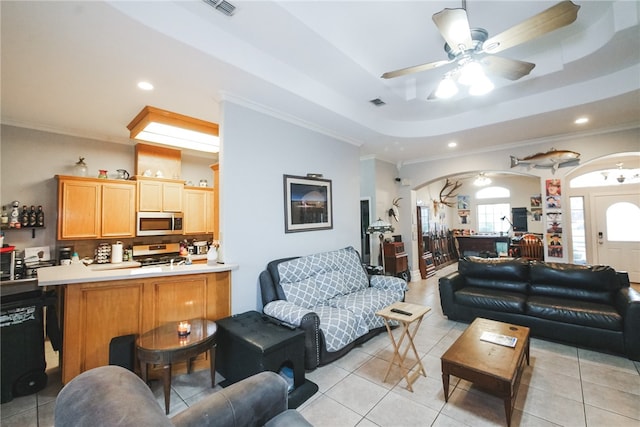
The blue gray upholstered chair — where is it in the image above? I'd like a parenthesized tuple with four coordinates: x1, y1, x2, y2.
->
(54, 365, 312, 427)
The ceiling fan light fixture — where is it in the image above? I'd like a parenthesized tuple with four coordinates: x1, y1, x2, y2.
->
(458, 61, 485, 86)
(469, 76, 494, 96)
(473, 173, 491, 186)
(435, 76, 458, 99)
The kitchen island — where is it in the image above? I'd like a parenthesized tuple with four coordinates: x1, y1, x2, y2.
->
(38, 262, 237, 384)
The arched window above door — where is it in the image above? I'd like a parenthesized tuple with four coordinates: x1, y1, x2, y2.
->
(476, 186, 510, 199)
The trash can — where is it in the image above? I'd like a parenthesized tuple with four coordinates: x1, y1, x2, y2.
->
(1, 289, 48, 403)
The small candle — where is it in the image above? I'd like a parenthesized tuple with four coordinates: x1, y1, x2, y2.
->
(177, 321, 191, 337)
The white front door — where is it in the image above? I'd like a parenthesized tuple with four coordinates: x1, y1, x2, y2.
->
(594, 193, 640, 282)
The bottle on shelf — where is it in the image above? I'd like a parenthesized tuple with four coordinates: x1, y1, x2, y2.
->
(36, 206, 44, 227)
(20, 205, 29, 227)
(28, 205, 37, 227)
(1, 207, 8, 227)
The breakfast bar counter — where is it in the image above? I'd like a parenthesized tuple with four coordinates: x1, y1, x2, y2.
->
(39, 263, 237, 384)
(37, 261, 238, 286)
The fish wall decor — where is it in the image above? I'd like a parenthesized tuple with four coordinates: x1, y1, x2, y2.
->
(510, 148, 580, 174)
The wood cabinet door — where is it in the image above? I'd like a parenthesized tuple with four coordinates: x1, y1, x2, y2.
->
(58, 178, 101, 239)
(162, 182, 183, 212)
(183, 189, 207, 234)
(205, 189, 215, 234)
(137, 179, 163, 211)
(101, 182, 136, 237)
(62, 282, 144, 383)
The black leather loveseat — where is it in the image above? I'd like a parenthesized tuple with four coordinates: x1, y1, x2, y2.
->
(439, 257, 640, 361)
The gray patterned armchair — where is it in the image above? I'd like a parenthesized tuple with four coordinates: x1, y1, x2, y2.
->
(259, 246, 407, 370)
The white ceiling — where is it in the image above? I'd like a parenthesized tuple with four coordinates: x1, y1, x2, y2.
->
(2, 1, 639, 165)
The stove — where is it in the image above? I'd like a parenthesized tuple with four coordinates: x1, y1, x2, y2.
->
(132, 243, 181, 266)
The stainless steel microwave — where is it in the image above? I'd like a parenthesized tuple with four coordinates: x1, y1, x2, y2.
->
(136, 212, 183, 236)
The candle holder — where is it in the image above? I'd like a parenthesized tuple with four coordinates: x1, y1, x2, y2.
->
(177, 321, 191, 337)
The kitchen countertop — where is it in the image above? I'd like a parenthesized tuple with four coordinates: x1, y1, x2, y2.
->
(38, 261, 238, 286)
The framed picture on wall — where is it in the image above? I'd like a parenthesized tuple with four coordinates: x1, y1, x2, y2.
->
(284, 175, 333, 233)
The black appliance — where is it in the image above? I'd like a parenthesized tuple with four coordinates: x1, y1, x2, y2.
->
(1, 246, 16, 281)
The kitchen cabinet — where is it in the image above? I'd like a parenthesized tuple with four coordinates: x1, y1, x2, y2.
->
(183, 187, 215, 235)
(136, 176, 184, 212)
(57, 176, 136, 240)
(60, 271, 231, 384)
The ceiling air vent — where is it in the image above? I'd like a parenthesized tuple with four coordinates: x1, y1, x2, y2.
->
(203, 0, 236, 16)
(369, 98, 386, 107)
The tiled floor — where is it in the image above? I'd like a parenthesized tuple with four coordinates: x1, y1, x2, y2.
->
(2, 264, 639, 426)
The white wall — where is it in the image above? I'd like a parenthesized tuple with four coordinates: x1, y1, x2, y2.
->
(219, 101, 361, 313)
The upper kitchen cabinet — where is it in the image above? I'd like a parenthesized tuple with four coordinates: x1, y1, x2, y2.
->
(183, 187, 215, 235)
(135, 176, 184, 212)
(57, 176, 136, 240)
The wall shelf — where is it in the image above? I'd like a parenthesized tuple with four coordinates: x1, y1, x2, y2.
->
(1, 226, 46, 239)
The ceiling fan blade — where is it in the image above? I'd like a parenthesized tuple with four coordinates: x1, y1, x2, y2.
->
(482, 1, 580, 54)
(381, 59, 451, 79)
(432, 8, 473, 56)
(482, 56, 536, 81)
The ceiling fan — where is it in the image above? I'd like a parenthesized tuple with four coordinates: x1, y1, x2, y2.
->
(381, 1, 580, 99)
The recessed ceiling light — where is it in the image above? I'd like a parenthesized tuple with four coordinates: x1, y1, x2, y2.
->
(448, 142, 457, 148)
(137, 81, 154, 91)
(574, 117, 589, 124)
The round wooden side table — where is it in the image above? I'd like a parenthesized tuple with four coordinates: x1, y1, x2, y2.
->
(136, 318, 217, 414)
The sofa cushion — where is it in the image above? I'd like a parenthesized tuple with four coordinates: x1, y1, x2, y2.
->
(314, 306, 369, 352)
(455, 287, 527, 314)
(527, 296, 623, 331)
(329, 286, 405, 330)
(277, 247, 369, 307)
(459, 256, 530, 293)
(529, 262, 620, 304)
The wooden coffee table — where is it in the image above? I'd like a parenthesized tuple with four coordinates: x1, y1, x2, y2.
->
(441, 318, 530, 427)
(137, 318, 217, 414)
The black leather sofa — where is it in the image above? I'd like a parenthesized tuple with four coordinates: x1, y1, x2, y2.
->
(439, 257, 640, 361)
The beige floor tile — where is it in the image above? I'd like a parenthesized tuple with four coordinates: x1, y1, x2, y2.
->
(527, 349, 581, 379)
(354, 417, 379, 427)
(0, 394, 37, 420)
(332, 347, 374, 372)
(520, 362, 583, 402)
(353, 355, 402, 390)
(171, 368, 220, 401)
(432, 412, 475, 427)
(582, 380, 640, 420)
(439, 387, 509, 427)
(391, 374, 448, 413)
(0, 406, 38, 427)
(585, 403, 640, 427)
(35, 399, 55, 427)
(529, 337, 579, 359)
(365, 390, 439, 427)
(579, 361, 640, 395)
(298, 394, 363, 427)
(578, 348, 639, 373)
(325, 373, 388, 416)
(305, 363, 350, 393)
(515, 382, 586, 426)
